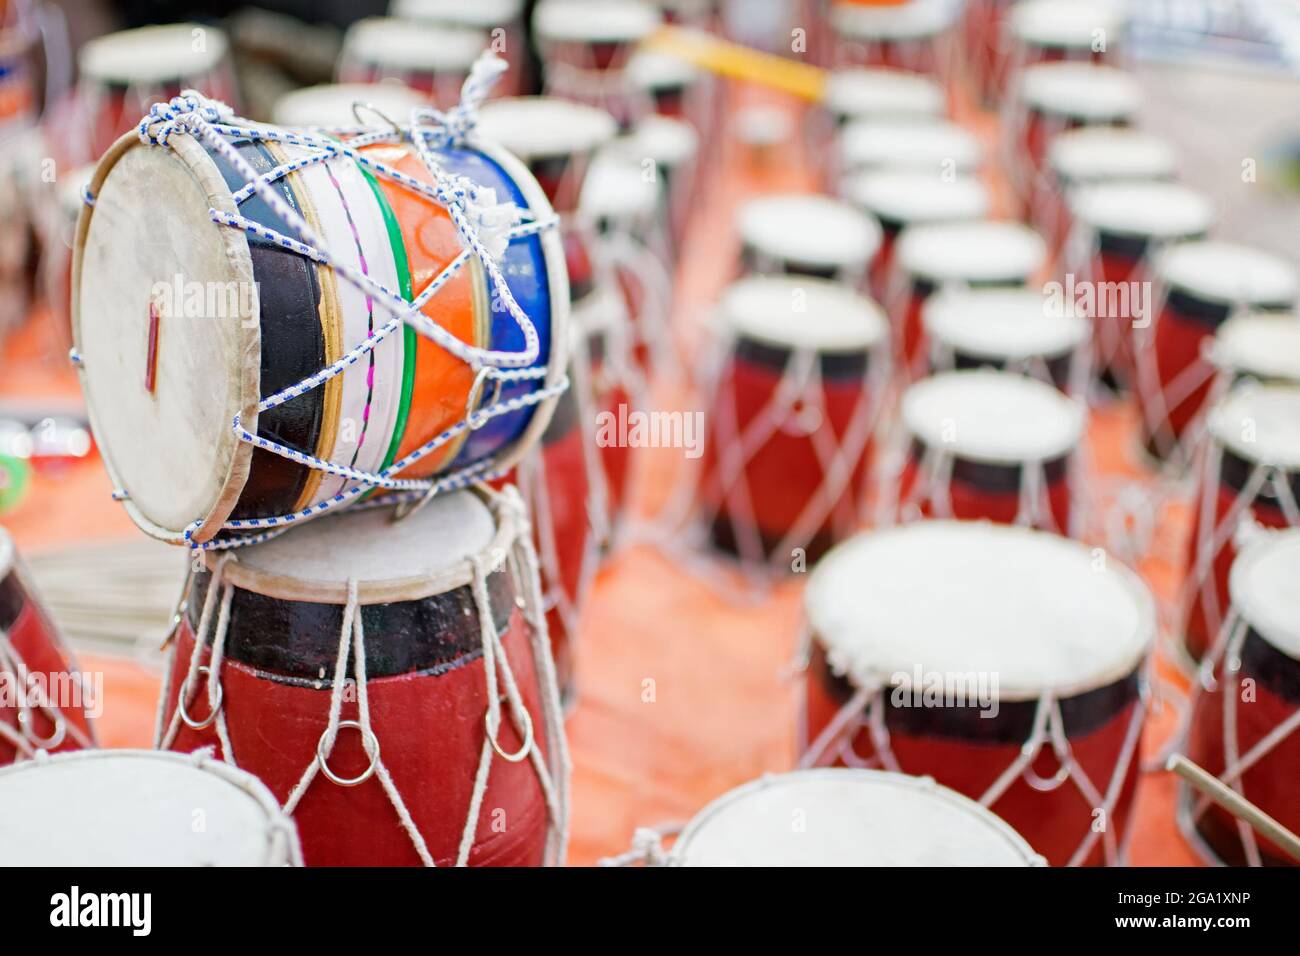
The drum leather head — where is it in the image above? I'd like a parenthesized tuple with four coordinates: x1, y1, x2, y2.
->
(923, 287, 1087, 361)
(1210, 312, 1300, 383)
(272, 83, 426, 128)
(1157, 241, 1299, 308)
(844, 168, 989, 227)
(79, 22, 228, 87)
(841, 117, 982, 173)
(475, 96, 618, 161)
(897, 220, 1045, 285)
(721, 275, 887, 353)
(1231, 528, 1300, 660)
(737, 194, 882, 272)
(824, 67, 944, 122)
(343, 17, 486, 72)
(1047, 127, 1176, 184)
(1071, 181, 1214, 240)
(1019, 62, 1139, 121)
(1208, 383, 1300, 469)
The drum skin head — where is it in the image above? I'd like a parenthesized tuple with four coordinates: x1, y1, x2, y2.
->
(1231, 528, 1300, 661)
(73, 131, 260, 545)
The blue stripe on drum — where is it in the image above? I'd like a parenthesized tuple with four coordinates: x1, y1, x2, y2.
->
(438, 146, 554, 469)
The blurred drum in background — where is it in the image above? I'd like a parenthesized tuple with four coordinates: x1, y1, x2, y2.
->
(699, 276, 888, 569)
(1139, 242, 1298, 464)
(736, 193, 881, 286)
(889, 219, 1045, 378)
(962, 0, 1014, 106)
(838, 116, 981, 182)
(842, 169, 989, 305)
(1065, 181, 1214, 391)
(825, 66, 945, 127)
(1208, 312, 1300, 389)
(922, 287, 1089, 393)
(1180, 385, 1300, 667)
(73, 106, 566, 545)
(893, 369, 1085, 534)
(31, 164, 93, 353)
(0, 526, 96, 764)
(1183, 528, 1300, 867)
(999, 0, 1126, 105)
(829, 0, 958, 81)
(801, 520, 1154, 866)
(612, 113, 700, 260)
(75, 23, 238, 163)
(390, 0, 528, 96)
(0, 749, 300, 865)
(337, 17, 486, 109)
(626, 48, 704, 122)
(270, 82, 425, 128)
(657, 768, 1045, 866)
(156, 489, 568, 867)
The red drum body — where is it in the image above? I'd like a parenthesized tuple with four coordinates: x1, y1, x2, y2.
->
(156, 491, 565, 867)
(1184, 529, 1300, 866)
(801, 521, 1155, 866)
(1180, 386, 1300, 665)
(896, 370, 1083, 534)
(0, 528, 96, 764)
(700, 277, 887, 567)
(336, 17, 484, 109)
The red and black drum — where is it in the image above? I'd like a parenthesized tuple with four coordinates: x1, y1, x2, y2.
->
(1180, 384, 1300, 666)
(736, 193, 881, 287)
(801, 520, 1155, 865)
(1066, 181, 1214, 391)
(838, 116, 982, 181)
(1002, 0, 1127, 105)
(0, 527, 96, 764)
(820, 67, 945, 185)
(1140, 242, 1298, 464)
(922, 287, 1089, 393)
(843, 169, 989, 307)
(895, 369, 1085, 534)
(389, 0, 529, 96)
(829, 0, 958, 80)
(337, 17, 486, 109)
(1183, 527, 1300, 866)
(890, 220, 1045, 379)
(156, 488, 568, 867)
(699, 276, 888, 569)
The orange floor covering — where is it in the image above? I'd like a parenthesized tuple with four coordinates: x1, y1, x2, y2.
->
(0, 75, 1207, 866)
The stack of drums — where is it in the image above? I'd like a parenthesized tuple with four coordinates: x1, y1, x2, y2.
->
(389, 0, 529, 96)
(828, 0, 958, 81)
(802, 520, 1155, 865)
(736, 193, 881, 285)
(336, 16, 487, 109)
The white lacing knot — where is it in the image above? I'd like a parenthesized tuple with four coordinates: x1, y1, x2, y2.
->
(630, 827, 668, 866)
(138, 90, 234, 146)
(410, 50, 507, 149)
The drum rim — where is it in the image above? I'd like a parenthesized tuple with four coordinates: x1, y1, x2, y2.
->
(78, 22, 229, 86)
(1046, 127, 1177, 181)
(669, 768, 1047, 866)
(72, 129, 261, 545)
(1069, 180, 1215, 240)
(922, 287, 1088, 361)
(271, 83, 428, 128)
(1156, 240, 1299, 307)
(1207, 382, 1300, 468)
(343, 16, 488, 71)
(474, 96, 619, 161)
(1010, 0, 1126, 49)
(720, 274, 888, 352)
(807, 520, 1156, 700)
(830, 0, 956, 41)
(0, 747, 301, 866)
(841, 117, 983, 172)
(824, 67, 945, 119)
(844, 169, 990, 224)
(1209, 312, 1300, 380)
(532, 0, 661, 44)
(737, 193, 883, 269)
(1231, 528, 1300, 659)
(1019, 62, 1138, 119)
(897, 220, 1046, 284)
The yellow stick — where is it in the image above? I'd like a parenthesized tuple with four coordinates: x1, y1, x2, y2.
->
(640, 25, 828, 102)
(1168, 753, 1300, 863)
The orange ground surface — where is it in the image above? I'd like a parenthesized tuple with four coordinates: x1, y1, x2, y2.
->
(0, 77, 1207, 866)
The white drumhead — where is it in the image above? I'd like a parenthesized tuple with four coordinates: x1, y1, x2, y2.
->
(897, 220, 1045, 284)
(831, 0, 956, 41)
(923, 288, 1087, 361)
(671, 769, 1045, 866)
(79, 23, 228, 86)
(581, 150, 658, 222)
(0, 750, 298, 866)
(902, 369, 1084, 463)
(721, 275, 887, 352)
(475, 96, 618, 160)
(1011, 0, 1126, 49)
(1208, 383, 1300, 469)
(533, 0, 661, 43)
(391, 0, 524, 28)
(1070, 181, 1214, 240)
(1232, 529, 1300, 659)
(1156, 241, 1299, 308)
(219, 488, 500, 603)
(807, 520, 1155, 698)
(738, 194, 882, 272)
(626, 49, 703, 91)
(824, 67, 945, 122)
(844, 169, 989, 226)
(271, 83, 426, 127)
(616, 115, 699, 168)
(1019, 62, 1139, 120)
(840, 118, 982, 173)
(342, 17, 486, 71)
(1210, 312, 1300, 383)
(1048, 127, 1177, 184)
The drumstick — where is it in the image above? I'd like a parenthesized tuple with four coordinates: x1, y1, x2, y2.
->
(639, 25, 827, 102)
(1166, 753, 1300, 863)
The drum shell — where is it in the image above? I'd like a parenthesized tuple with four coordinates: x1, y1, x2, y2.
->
(158, 572, 550, 867)
(897, 445, 1073, 531)
(803, 643, 1142, 866)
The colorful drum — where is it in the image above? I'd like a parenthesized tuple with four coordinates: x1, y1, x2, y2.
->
(1209, 312, 1300, 388)
(1184, 528, 1300, 866)
(1180, 384, 1300, 666)
(0, 526, 96, 764)
(76, 23, 238, 162)
(73, 103, 566, 546)
(390, 0, 528, 96)
(270, 82, 426, 128)
(801, 520, 1154, 866)
(1140, 242, 1298, 463)
(699, 276, 888, 568)
(1067, 181, 1214, 390)
(337, 17, 487, 108)
(890, 220, 1045, 378)
(839, 116, 982, 178)
(665, 769, 1046, 866)
(0, 748, 300, 865)
(156, 487, 568, 867)
(895, 370, 1085, 534)
(829, 0, 958, 78)
(922, 287, 1089, 393)
(737, 193, 881, 285)
(843, 169, 989, 306)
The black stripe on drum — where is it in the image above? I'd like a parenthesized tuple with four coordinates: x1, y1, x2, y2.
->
(732, 335, 874, 379)
(1166, 288, 1296, 331)
(0, 571, 24, 632)
(183, 569, 516, 682)
(1218, 447, 1300, 503)
(1239, 625, 1300, 706)
(912, 275, 1027, 299)
(908, 438, 1070, 491)
(203, 139, 326, 522)
(949, 349, 1073, 392)
(739, 244, 842, 282)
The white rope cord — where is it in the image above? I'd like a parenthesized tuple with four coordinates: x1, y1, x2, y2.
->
(601, 230, 675, 390)
(597, 822, 684, 866)
(80, 53, 567, 550)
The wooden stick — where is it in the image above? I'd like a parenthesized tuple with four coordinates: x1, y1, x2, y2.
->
(639, 25, 828, 102)
(1167, 753, 1300, 863)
